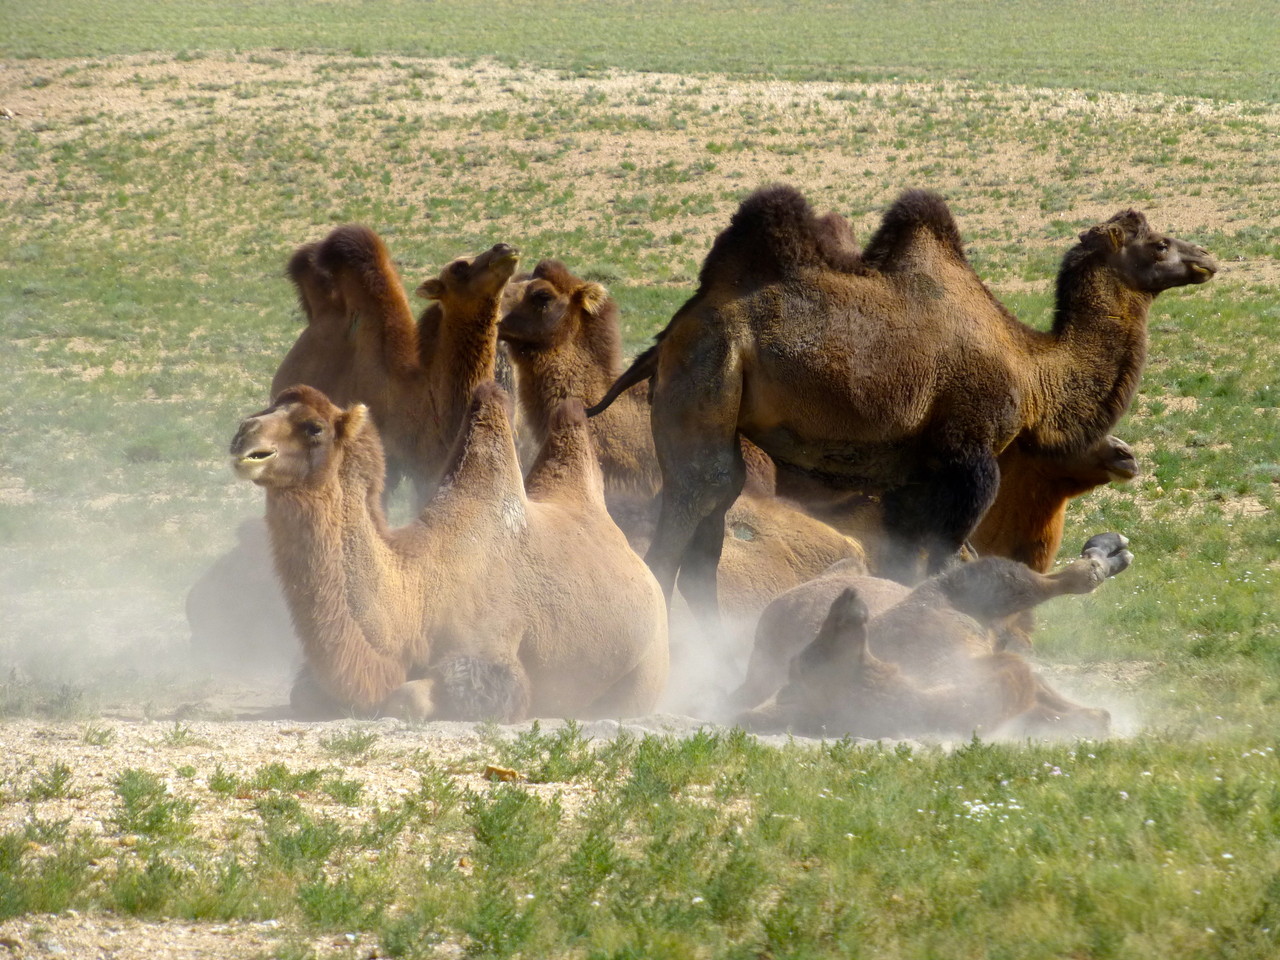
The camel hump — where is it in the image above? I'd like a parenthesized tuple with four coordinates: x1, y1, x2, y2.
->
(285, 241, 335, 325)
(699, 184, 865, 290)
(315, 224, 388, 274)
(863, 188, 967, 270)
(525, 395, 605, 505)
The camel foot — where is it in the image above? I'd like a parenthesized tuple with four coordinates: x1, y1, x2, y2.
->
(1080, 532, 1132, 577)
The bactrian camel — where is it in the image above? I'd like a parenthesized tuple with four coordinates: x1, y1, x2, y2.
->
(591, 184, 1215, 622)
(735, 533, 1131, 739)
(230, 382, 668, 720)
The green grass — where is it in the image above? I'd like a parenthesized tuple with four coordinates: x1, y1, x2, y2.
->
(4, 726, 1280, 956)
(3, 1, 1278, 101)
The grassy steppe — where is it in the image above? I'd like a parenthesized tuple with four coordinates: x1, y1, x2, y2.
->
(1, 2, 1279, 956)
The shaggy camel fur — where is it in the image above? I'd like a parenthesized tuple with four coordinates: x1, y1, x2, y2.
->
(593, 185, 1215, 615)
(500, 259, 866, 624)
(735, 534, 1131, 739)
(271, 225, 419, 489)
(229, 382, 668, 720)
(275, 225, 520, 504)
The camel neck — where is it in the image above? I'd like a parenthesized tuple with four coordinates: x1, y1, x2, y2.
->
(431, 299, 501, 435)
(513, 340, 615, 446)
(262, 435, 411, 712)
(1027, 264, 1151, 452)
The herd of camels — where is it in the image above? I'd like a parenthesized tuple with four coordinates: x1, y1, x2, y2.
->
(205, 183, 1218, 740)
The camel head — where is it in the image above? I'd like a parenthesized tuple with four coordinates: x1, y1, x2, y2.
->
(499, 259, 614, 353)
(230, 384, 369, 489)
(1076, 210, 1217, 293)
(415, 243, 521, 316)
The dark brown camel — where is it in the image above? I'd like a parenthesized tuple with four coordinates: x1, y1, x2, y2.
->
(500, 259, 867, 628)
(592, 185, 1214, 621)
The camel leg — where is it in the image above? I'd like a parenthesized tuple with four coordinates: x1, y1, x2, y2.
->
(584, 641, 670, 719)
(928, 532, 1132, 627)
(880, 449, 1000, 584)
(383, 657, 531, 722)
(645, 334, 745, 613)
(1006, 676, 1111, 739)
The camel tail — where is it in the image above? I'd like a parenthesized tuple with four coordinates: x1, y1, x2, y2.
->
(586, 342, 660, 417)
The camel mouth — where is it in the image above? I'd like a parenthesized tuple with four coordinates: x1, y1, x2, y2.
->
(1188, 262, 1216, 282)
(232, 448, 276, 479)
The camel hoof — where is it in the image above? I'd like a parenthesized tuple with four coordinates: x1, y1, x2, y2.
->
(1080, 532, 1133, 579)
(383, 679, 437, 720)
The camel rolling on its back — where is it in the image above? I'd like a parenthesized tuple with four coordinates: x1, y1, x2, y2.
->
(736, 533, 1132, 740)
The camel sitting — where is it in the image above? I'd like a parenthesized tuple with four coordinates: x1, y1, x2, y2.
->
(229, 381, 668, 720)
(735, 534, 1131, 739)
(592, 185, 1215, 620)
(499, 259, 866, 627)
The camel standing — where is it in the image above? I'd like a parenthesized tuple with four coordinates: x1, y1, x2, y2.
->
(593, 185, 1214, 623)
(500, 259, 866, 628)
(230, 382, 668, 720)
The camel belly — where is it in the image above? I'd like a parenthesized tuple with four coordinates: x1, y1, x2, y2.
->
(743, 424, 924, 490)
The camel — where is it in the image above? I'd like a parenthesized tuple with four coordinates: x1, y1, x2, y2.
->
(271, 225, 420, 491)
(735, 533, 1130, 739)
(500, 259, 662, 498)
(591, 185, 1215, 618)
(274, 225, 520, 505)
(499, 259, 866, 627)
(229, 381, 668, 720)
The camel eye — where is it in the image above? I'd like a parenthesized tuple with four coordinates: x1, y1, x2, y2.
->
(303, 421, 325, 437)
(450, 261, 468, 278)
(531, 290, 554, 308)
(1154, 239, 1170, 254)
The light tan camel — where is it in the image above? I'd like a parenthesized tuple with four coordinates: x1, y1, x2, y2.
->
(229, 382, 668, 720)
(734, 534, 1130, 739)
(591, 185, 1215, 618)
(499, 259, 866, 626)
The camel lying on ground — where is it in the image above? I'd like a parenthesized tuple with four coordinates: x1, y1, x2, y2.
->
(735, 534, 1130, 739)
(500, 259, 866, 626)
(191, 229, 521, 670)
(592, 185, 1215, 618)
(229, 381, 668, 720)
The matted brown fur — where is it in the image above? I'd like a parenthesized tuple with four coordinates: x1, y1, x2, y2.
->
(229, 381, 668, 720)
(607, 184, 1214, 617)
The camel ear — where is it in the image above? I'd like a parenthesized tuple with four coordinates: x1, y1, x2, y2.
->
(575, 282, 609, 316)
(335, 404, 369, 442)
(1079, 222, 1126, 252)
(416, 278, 445, 301)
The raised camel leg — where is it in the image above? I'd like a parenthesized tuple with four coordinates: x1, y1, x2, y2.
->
(930, 532, 1132, 626)
(879, 448, 1000, 584)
